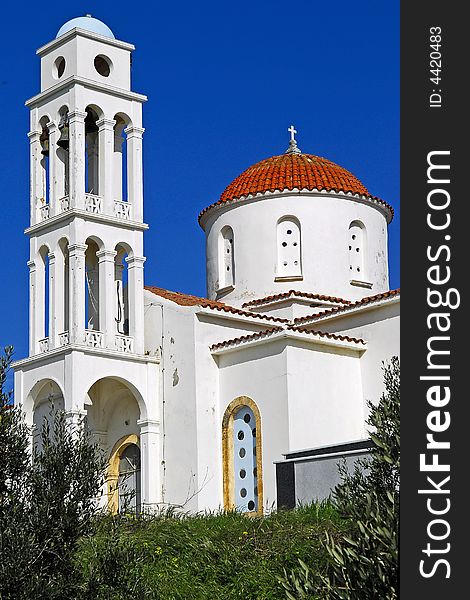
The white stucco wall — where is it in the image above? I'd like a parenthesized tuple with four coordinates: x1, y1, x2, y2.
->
(39, 31, 133, 92)
(203, 192, 390, 306)
(214, 337, 364, 509)
(144, 290, 279, 511)
(307, 301, 400, 417)
(215, 340, 290, 509)
(286, 343, 365, 452)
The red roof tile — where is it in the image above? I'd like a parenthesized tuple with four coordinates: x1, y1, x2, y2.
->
(210, 325, 366, 351)
(242, 290, 351, 308)
(292, 289, 400, 324)
(145, 286, 289, 324)
(199, 153, 394, 222)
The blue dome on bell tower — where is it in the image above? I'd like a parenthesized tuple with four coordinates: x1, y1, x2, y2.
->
(56, 15, 115, 39)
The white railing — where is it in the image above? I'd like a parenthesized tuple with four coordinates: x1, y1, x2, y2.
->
(84, 194, 103, 215)
(84, 329, 104, 348)
(39, 204, 49, 221)
(38, 337, 49, 352)
(114, 200, 131, 220)
(115, 334, 134, 353)
(59, 195, 70, 212)
(59, 331, 69, 346)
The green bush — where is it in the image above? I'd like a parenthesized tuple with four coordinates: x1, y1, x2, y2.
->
(76, 503, 346, 600)
(281, 357, 400, 600)
(0, 346, 107, 599)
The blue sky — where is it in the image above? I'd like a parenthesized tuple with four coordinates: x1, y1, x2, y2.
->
(0, 0, 399, 373)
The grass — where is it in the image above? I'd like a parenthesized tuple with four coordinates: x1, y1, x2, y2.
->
(75, 503, 347, 600)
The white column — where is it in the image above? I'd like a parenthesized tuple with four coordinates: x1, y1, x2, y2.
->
(68, 243, 87, 345)
(126, 255, 146, 354)
(28, 259, 37, 356)
(47, 121, 59, 217)
(97, 118, 116, 216)
(48, 252, 57, 348)
(68, 110, 87, 210)
(138, 419, 161, 508)
(125, 126, 145, 221)
(97, 249, 117, 349)
(28, 130, 42, 225)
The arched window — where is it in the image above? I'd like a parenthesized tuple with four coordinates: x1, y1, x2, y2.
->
(348, 221, 366, 281)
(276, 217, 302, 279)
(218, 226, 235, 290)
(222, 397, 263, 514)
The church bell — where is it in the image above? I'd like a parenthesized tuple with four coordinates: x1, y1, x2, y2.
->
(57, 124, 69, 150)
(85, 112, 99, 134)
(40, 128, 49, 156)
(56, 113, 69, 150)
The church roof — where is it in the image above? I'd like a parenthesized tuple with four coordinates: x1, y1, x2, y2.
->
(210, 326, 366, 352)
(242, 290, 351, 309)
(199, 152, 394, 222)
(145, 286, 289, 324)
(292, 288, 400, 325)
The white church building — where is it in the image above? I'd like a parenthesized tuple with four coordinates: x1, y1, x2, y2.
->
(14, 16, 400, 514)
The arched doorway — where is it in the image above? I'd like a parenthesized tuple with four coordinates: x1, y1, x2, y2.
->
(108, 434, 141, 514)
(84, 377, 144, 514)
(118, 441, 141, 512)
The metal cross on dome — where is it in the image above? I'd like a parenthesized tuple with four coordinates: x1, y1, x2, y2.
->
(286, 124, 302, 154)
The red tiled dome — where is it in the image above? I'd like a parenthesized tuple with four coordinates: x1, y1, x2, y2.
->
(219, 153, 370, 203)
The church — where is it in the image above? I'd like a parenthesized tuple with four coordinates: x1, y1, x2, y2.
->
(13, 16, 400, 514)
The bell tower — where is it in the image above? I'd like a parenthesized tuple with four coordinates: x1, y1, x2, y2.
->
(26, 16, 147, 355)
(15, 16, 161, 511)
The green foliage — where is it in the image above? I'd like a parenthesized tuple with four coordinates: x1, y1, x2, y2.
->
(75, 503, 344, 600)
(0, 346, 107, 599)
(282, 357, 400, 599)
(0, 346, 38, 595)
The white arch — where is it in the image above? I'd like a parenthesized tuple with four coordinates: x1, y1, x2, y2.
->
(84, 375, 148, 421)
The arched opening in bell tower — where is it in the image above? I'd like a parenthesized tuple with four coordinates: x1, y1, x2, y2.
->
(56, 106, 70, 204)
(57, 237, 70, 342)
(38, 116, 50, 215)
(113, 113, 131, 206)
(85, 238, 101, 334)
(37, 245, 51, 350)
(114, 243, 131, 339)
(84, 107, 100, 196)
